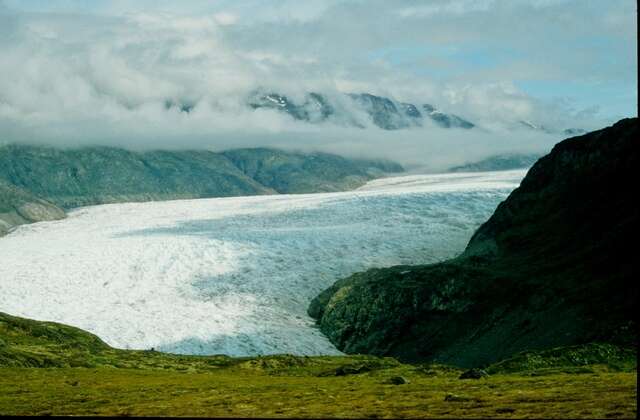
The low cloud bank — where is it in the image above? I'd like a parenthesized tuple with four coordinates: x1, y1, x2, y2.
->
(0, 2, 631, 169)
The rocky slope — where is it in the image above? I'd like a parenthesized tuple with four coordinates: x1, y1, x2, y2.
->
(248, 91, 475, 130)
(0, 145, 402, 209)
(309, 118, 638, 367)
(0, 180, 65, 237)
(246, 90, 584, 133)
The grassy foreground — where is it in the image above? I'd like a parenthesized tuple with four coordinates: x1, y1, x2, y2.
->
(1, 363, 637, 418)
(1, 312, 637, 418)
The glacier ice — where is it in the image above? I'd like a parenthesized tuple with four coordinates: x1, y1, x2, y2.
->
(0, 170, 526, 356)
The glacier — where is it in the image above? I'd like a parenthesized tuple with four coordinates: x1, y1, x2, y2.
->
(0, 170, 526, 356)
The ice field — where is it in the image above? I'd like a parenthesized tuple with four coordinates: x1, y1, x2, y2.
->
(0, 170, 526, 356)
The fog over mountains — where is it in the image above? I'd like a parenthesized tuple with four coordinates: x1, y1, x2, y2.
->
(245, 90, 594, 136)
(0, 3, 637, 415)
(1, 1, 634, 169)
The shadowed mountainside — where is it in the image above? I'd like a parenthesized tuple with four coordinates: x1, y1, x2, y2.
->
(309, 118, 638, 367)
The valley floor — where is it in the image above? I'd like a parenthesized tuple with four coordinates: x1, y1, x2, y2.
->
(0, 363, 636, 418)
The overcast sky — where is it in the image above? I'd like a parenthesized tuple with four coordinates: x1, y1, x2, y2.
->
(0, 0, 636, 168)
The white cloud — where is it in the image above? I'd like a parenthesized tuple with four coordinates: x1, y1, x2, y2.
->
(213, 12, 237, 26)
(397, 0, 495, 18)
(0, 1, 635, 167)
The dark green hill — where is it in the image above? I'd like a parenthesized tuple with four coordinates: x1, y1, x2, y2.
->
(223, 148, 401, 194)
(0, 145, 402, 210)
(309, 118, 638, 367)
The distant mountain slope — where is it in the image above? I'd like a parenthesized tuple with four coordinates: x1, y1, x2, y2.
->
(517, 120, 587, 136)
(449, 153, 542, 172)
(0, 145, 403, 210)
(223, 148, 402, 194)
(0, 180, 65, 237)
(248, 91, 475, 130)
(246, 91, 585, 133)
(309, 118, 638, 367)
(0, 145, 271, 209)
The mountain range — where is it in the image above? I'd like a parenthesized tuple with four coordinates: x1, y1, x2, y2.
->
(0, 145, 402, 236)
(246, 91, 475, 130)
(2, 119, 634, 370)
(0, 119, 636, 417)
(166, 90, 584, 134)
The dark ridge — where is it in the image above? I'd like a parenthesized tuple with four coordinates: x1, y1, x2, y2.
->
(0, 145, 403, 210)
(309, 118, 638, 367)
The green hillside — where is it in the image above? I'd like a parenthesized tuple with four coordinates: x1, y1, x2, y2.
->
(0, 312, 635, 417)
(0, 145, 402, 209)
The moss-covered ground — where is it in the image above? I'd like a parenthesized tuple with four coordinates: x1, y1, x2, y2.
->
(1, 312, 637, 418)
(1, 362, 636, 418)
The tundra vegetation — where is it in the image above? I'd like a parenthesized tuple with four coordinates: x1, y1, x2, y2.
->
(0, 312, 636, 418)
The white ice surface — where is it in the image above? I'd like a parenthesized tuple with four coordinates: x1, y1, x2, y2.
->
(0, 170, 526, 356)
